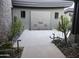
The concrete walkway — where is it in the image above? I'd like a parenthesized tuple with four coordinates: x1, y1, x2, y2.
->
(14, 30, 65, 58)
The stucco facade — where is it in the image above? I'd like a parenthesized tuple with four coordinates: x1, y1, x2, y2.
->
(12, 0, 73, 30)
(13, 8, 64, 30)
(0, 0, 12, 42)
(0, 0, 73, 41)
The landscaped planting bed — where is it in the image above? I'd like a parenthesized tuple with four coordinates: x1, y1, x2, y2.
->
(52, 40, 79, 58)
(0, 47, 24, 58)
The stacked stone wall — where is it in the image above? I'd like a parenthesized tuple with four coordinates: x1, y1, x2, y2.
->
(0, 0, 12, 42)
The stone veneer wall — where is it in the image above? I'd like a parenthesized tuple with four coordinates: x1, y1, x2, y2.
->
(0, 0, 12, 42)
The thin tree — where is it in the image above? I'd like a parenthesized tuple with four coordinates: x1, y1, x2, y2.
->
(58, 15, 70, 47)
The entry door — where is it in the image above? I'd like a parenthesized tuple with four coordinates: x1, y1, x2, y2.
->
(31, 10, 51, 30)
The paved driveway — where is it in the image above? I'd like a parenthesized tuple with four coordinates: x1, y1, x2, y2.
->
(14, 30, 65, 58)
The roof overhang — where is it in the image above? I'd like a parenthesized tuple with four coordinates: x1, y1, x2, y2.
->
(12, 0, 73, 8)
(65, 0, 79, 2)
(64, 8, 74, 13)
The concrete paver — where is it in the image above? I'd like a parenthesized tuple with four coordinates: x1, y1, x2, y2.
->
(14, 30, 65, 58)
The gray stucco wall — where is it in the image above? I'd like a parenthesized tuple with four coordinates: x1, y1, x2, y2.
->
(13, 8, 30, 30)
(0, 0, 12, 42)
(13, 8, 64, 30)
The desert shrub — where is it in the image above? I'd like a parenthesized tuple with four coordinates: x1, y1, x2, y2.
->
(8, 16, 23, 41)
(57, 15, 71, 47)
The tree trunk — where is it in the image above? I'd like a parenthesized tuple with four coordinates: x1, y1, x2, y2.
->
(64, 32, 68, 47)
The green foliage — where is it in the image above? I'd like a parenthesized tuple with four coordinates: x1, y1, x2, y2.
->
(9, 16, 23, 41)
(0, 41, 13, 49)
(0, 16, 23, 57)
(57, 15, 71, 47)
(58, 15, 70, 33)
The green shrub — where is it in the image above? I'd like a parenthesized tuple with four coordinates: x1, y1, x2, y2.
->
(57, 15, 71, 47)
(58, 15, 70, 32)
(9, 16, 23, 41)
(0, 41, 13, 49)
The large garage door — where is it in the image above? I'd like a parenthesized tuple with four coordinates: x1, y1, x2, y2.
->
(31, 10, 51, 30)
